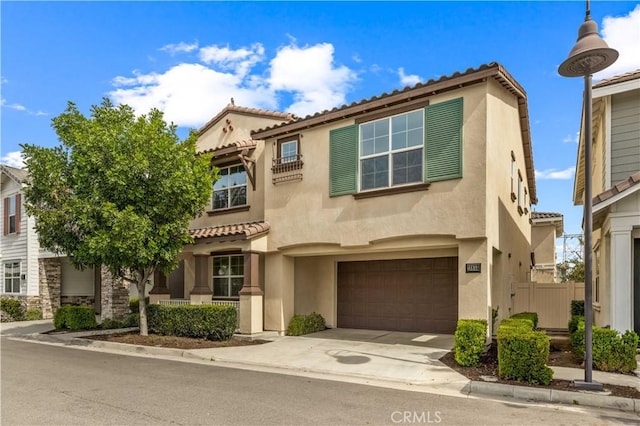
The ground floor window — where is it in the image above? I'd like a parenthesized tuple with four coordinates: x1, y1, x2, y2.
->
(213, 255, 243, 298)
(4, 261, 21, 293)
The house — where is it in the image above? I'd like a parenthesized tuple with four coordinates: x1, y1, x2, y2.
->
(530, 212, 564, 283)
(153, 62, 538, 336)
(573, 69, 640, 334)
(1, 164, 129, 319)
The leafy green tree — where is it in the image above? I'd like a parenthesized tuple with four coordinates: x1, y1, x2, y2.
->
(22, 99, 215, 335)
(557, 237, 585, 283)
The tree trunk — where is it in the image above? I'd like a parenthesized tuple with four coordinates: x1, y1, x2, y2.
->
(137, 279, 148, 336)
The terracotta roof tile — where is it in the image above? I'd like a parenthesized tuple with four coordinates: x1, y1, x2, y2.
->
(190, 221, 270, 241)
(531, 212, 563, 220)
(593, 171, 640, 205)
(198, 104, 295, 135)
(198, 139, 259, 155)
(593, 69, 640, 89)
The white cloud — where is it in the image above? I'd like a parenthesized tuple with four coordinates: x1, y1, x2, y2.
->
(109, 63, 276, 128)
(159, 41, 199, 55)
(535, 166, 576, 180)
(1, 98, 26, 111)
(268, 43, 357, 117)
(398, 67, 421, 87)
(109, 41, 357, 126)
(562, 132, 579, 144)
(595, 5, 640, 80)
(1, 77, 7, 84)
(1, 151, 25, 168)
(199, 43, 264, 77)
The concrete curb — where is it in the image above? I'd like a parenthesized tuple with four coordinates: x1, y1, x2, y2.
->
(467, 380, 640, 413)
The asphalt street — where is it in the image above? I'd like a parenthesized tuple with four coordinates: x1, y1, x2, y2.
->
(2, 337, 639, 425)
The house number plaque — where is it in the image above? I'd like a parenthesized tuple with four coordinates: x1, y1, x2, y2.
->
(465, 263, 481, 273)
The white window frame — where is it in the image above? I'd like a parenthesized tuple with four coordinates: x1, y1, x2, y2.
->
(212, 255, 244, 299)
(510, 153, 516, 202)
(280, 140, 298, 164)
(4, 261, 21, 294)
(212, 165, 247, 210)
(358, 109, 424, 191)
(8, 195, 17, 234)
(517, 171, 523, 213)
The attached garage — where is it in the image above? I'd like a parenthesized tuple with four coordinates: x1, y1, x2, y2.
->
(337, 257, 458, 333)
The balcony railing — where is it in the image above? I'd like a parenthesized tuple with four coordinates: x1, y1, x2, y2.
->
(272, 154, 303, 184)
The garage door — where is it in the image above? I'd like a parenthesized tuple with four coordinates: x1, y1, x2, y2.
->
(337, 257, 458, 333)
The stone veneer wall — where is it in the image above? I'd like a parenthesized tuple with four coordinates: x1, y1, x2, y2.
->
(39, 258, 61, 319)
(60, 295, 94, 307)
(100, 267, 129, 320)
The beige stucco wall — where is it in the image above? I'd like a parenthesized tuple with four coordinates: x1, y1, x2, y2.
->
(531, 224, 556, 266)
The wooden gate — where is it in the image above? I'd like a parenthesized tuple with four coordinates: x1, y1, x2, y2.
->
(513, 282, 585, 329)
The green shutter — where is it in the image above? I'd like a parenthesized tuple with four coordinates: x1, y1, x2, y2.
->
(329, 124, 358, 197)
(425, 97, 463, 182)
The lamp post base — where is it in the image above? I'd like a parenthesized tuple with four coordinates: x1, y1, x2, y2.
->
(573, 380, 604, 391)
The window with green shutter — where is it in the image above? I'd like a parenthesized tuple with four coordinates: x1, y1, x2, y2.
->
(425, 98, 463, 182)
(328, 98, 463, 197)
(329, 125, 358, 196)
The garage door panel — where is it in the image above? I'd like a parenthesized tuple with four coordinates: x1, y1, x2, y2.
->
(337, 257, 458, 333)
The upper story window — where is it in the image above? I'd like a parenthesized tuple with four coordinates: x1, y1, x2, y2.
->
(517, 171, 524, 215)
(213, 254, 243, 299)
(213, 165, 247, 210)
(510, 152, 516, 202)
(329, 98, 463, 198)
(279, 137, 299, 164)
(3, 194, 21, 235)
(4, 261, 21, 294)
(359, 110, 424, 191)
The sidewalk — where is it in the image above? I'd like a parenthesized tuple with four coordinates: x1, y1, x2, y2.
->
(4, 321, 640, 413)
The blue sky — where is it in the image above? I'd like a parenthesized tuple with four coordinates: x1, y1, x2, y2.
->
(2, 1, 639, 241)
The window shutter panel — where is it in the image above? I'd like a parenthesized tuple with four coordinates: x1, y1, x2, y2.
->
(3, 197, 7, 236)
(329, 125, 358, 196)
(15, 193, 21, 234)
(425, 97, 463, 182)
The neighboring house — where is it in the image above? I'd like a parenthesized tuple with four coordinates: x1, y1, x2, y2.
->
(152, 62, 539, 336)
(1, 164, 128, 319)
(531, 212, 564, 283)
(573, 69, 640, 334)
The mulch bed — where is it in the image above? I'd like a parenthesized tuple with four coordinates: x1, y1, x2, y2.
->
(439, 337, 640, 399)
(84, 331, 269, 349)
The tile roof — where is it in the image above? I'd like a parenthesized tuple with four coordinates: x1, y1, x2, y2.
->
(249, 62, 538, 204)
(593, 69, 640, 89)
(198, 139, 259, 155)
(531, 212, 563, 220)
(0, 164, 29, 183)
(198, 104, 295, 135)
(593, 171, 640, 206)
(190, 221, 270, 241)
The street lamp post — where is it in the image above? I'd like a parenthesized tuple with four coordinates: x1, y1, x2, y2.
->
(558, 0, 618, 391)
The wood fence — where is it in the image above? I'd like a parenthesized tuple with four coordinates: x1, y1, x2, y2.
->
(513, 282, 585, 329)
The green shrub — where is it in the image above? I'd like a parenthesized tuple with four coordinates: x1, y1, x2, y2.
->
(25, 308, 43, 321)
(53, 306, 71, 329)
(100, 318, 125, 330)
(122, 313, 140, 328)
(570, 300, 585, 317)
(286, 312, 326, 336)
(497, 315, 552, 385)
(453, 319, 487, 366)
(510, 312, 538, 329)
(0, 298, 25, 321)
(54, 305, 97, 330)
(570, 318, 638, 373)
(147, 304, 236, 340)
(568, 315, 584, 335)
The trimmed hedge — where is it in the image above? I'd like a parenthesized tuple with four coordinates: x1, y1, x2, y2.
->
(453, 319, 487, 367)
(570, 300, 585, 317)
(0, 298, 25, 321)
(54, 305, 97, 330)
(129, 297, 149, 314)
(100, 313, 140, 330)
(147, 304, 236, 340)
(25, 308, 43, 321)
(497, 314, 552, 385)
(287, 312, 326, 336)
(569, 316, 638, 373)
(509, 312, 538, 329)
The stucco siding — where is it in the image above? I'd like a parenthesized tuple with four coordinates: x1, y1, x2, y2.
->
(610, 90, 640, 184)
